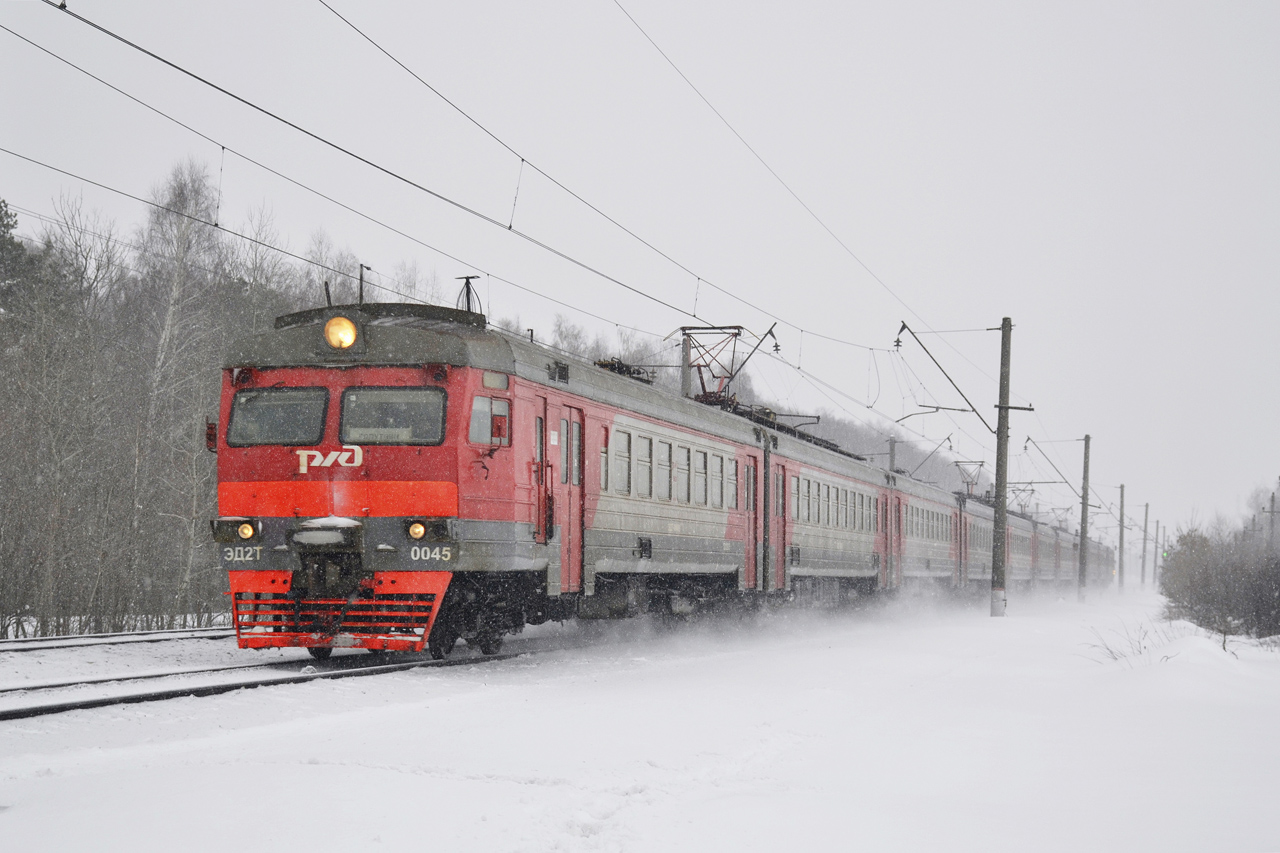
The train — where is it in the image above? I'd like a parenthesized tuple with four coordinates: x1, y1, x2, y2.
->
(210, 301, 1114, 659)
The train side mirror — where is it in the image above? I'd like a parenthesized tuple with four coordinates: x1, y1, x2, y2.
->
(205, 419, 218, 453)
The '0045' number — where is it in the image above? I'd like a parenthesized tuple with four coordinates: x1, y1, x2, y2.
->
(410, 545, 452, 562)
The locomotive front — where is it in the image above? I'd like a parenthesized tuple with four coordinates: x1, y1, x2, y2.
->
(211, 303, 513, 659)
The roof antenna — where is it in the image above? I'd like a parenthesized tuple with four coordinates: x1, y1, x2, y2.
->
(323, 280, 333, 307)
(358, 264, 371, 306)
(456, 275, 482, 314)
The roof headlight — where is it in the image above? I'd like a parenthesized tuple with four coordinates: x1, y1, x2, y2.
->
(324, 316, 358, 349)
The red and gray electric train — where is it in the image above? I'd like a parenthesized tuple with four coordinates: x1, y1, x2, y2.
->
(211, 302, 1113, 659)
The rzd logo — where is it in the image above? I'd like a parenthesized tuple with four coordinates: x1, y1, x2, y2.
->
(295, 445, 363, 473)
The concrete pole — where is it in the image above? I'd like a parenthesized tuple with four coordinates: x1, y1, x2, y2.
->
(1152, 520, 1160, 587)
(1077, 434, 1091, 601)
(1270, 492, 1276, 553)
(1118, 484, 1125, 592)
(1140, 503, 1149, 588)
(991, 317, 1013, 617)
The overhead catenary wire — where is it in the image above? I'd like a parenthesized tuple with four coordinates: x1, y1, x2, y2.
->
(314, 0, 887, 355)
(37, 0, 701, 326)
(0, 22, 666, 341)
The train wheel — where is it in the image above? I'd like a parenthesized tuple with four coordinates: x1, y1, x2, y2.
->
(428, 632, 456, 660)
(307, 646, 332, 661)
(477, 633, 503, 656)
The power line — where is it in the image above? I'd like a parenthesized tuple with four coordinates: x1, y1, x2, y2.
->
(313, 1, 887, 354)
(0, 21, 667, 340)
(38, 0, 699, 324)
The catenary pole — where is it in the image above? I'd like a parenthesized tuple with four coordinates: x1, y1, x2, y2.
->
(1077, 434, 1091, 601)
(1118, 484, 1125, 592)
(1152, 520, 1160, 586)
(990, 317, 1013, 617)
(1140, 503, 1149, 588)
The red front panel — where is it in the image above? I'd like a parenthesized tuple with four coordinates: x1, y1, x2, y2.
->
(228, 569, 452, 652)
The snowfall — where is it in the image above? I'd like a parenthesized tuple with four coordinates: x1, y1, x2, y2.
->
(1, 588, 1278, 852)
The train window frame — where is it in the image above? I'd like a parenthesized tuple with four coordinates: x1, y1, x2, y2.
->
(600, 427, 609, 491)
(636, 435, 653, 499)
(727, 460, 738, 510)
(468, 395, 511, 447)
(710, 454, 724, 509)
(560, 418, 570, 484)
(571, 421, 582, 486)
(821, 484, 831, 527)
(693, 450, 708, 506)
(656, 441, 672, 501)
(790, 475, 800, 520)
(613, 430, 632, 496)
(676, 446, 691, 504)
(226, 386, 330, 447)
(339, 386, 447, 446)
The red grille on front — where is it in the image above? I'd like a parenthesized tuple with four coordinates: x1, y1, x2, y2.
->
(233, 592, 436, 636)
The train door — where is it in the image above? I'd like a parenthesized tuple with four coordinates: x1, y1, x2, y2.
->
(556, 407, 585, 592)
(533, 396, 549, 545)
(772, 463, 788, 591)
(744, 456, 759, 589)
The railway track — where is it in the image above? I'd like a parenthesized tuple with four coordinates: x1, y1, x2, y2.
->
(0, 646, 530, 722)
(0, 626, 236, 653)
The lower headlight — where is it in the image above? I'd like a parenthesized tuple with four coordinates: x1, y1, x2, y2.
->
(237, 523, 256, 540)
(408, 522, 426, 540)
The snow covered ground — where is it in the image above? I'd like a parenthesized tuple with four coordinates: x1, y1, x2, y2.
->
(1, 589, 1277, 852)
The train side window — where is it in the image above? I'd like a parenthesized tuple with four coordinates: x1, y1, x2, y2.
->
(676, 446, 690, 503)
(839, 488, 847, 528)
(822, 484, 831, 527)
(600, 427, 609, 491)
(728, 460, 738, 510)
(745, 464, 754, 511)
(656, 441, 672, 501)
(790, 476, 800, 520)
(776, 471, 786, 518)
(802, 479, 811, 523)
(636, 436, 653, 499)
(693, 450, 708, 506)
(710, 454, 724, 509)
(571, 421, 582, 486)
(875, 498, 880, 533)
(560, 418, 569, 484)
(613, 430, 632, 495)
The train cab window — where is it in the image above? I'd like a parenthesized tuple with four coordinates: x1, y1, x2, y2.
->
(656, 441, 672, 501)
(227, 387, 328, 446)
(693, 451, 708, 506)
(710, 454, 723, 509)
(636, 436, 653, 498)
(727, 460, 738, 510)
(676, 446, 691, 503)
(341, 387, 446, 445)
(467, 396, 511, 446)
(613, 431, 631, 495)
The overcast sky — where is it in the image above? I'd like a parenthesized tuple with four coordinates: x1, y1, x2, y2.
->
(3, 1, 1278, 559)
